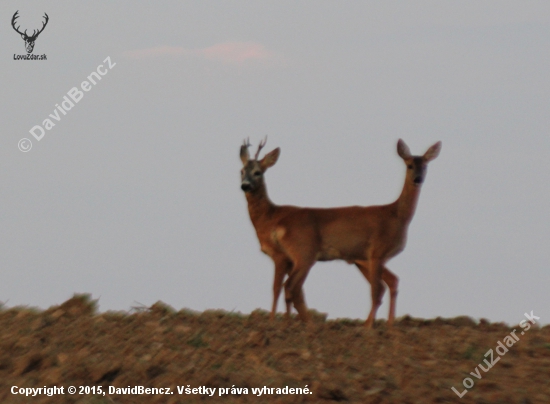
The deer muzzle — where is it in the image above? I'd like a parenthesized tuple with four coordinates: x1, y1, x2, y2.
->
(241, 182, 252, 192)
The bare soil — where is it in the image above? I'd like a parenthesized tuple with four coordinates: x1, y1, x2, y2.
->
(0, 295, 549, 404)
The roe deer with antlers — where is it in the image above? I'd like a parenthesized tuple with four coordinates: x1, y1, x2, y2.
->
(240, 138, 441, 328)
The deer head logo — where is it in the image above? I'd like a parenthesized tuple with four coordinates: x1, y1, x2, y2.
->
(11, 11, 49, 54)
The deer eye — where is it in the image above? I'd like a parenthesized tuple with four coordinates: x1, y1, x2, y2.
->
(407, 165, 413, 169)
(254, 171, 262, 176)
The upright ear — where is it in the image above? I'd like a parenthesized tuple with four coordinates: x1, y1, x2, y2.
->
(240, 144, 250, 165)
(397, 139, 412, 160)
(423, 141, 442, 162)
(260, 148, 280, 171)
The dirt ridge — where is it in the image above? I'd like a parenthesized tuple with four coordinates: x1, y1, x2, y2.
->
(1, 294, 549, 403)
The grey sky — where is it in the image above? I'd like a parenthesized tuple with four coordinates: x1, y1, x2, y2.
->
(1, 1, 549, 325)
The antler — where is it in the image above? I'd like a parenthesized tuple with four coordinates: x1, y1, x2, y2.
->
(240, 138, 252, 164)
(11, 11, 49, 39)
(254, 136, 267, 160)
(11, 11, 25, 36)
(29, 13, 49, 39)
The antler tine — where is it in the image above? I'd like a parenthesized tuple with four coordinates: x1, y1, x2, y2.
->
(254, 136, 268, 160)
(40, 13, 49, 31)
(30, 13, 49, 38)
(11, 11, 24, 35)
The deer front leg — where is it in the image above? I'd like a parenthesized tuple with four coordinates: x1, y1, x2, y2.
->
(381, 267, 399, 326)
(271, 266, 285, 320)
(284, 260, 314, 323)
(356, 261, 399, 327)
(277, 225, 317, 324)
(270, 255, 293, 320)
(365, 258, 384, 329)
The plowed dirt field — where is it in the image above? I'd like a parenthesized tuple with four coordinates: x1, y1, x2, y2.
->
(1, 295, 549, 403)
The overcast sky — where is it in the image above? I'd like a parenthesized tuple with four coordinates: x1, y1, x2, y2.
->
(1, 1, 549, 326)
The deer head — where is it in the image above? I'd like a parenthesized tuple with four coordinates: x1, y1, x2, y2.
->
(240, 137, 280, 193)
(397, 139, 441, 186)
(11, 11, 49, 54)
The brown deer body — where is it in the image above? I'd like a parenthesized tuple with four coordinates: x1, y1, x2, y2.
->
(240, 139, 441, 328)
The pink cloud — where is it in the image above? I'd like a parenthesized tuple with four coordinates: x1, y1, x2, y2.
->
(124, 42, 277, 65)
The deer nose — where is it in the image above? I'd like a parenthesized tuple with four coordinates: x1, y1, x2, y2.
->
(413, 176, 423, 184)
(241, 183, 252, 191)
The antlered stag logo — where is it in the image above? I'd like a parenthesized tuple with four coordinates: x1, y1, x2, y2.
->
(11, 11, 49, 54)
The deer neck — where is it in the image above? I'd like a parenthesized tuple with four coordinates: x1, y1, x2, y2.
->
(394, 178, 421, 224)
(245, 182, 276, 227)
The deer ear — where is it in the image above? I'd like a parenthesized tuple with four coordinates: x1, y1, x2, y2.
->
(423, 141, 442, 162)
(397, 139, 412, 160)
(240, 144, 250, 165)
(260, 148, 280, 170)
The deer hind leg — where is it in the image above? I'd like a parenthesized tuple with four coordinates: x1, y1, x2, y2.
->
(270, 255, 293, 321)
